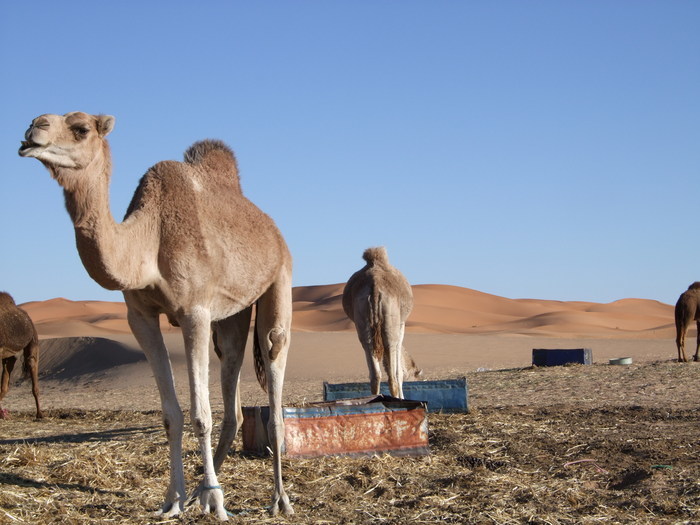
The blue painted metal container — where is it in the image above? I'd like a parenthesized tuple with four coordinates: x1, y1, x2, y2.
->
(532, 348, 592, 366)
(323, 378, 468, 413)
(242, 396, 429, 458)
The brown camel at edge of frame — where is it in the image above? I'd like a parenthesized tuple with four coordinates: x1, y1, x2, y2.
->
(674, 281, 700, 363)
(342, 246, 422, 399)
(0, 291, 42, 419)
(18, 112, 293, 520)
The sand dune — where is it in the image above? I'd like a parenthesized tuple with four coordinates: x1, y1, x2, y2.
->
(21, 337, 147, 379)
(21, 284, 676, 340)
(3, 284, 685, 411)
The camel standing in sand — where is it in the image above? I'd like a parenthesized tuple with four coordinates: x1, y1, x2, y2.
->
(342, 247, 421, 399)
(0, 292, 42, 419)
(19, 112, 293, 520)
(674, 282, 700, 363)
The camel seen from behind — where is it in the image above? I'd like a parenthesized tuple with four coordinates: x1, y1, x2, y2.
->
(342, 247, 421, 399)
(674, 282, 700, 363)
(19, 112, 293, 520)
(0, 292, 42, 419)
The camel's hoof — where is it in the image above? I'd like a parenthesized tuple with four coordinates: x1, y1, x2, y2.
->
(199, 486, 228, 521)
(155, 503, 182, 519)
(270, 496, 294, 516)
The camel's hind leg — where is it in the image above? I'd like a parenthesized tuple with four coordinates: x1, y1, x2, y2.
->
(256, 270, 294, 516)
(676, 318, 689, 362)
(23, 340, 43, 419)
(212, 307, 251, 470)
(354, 297, 382, 395)
(694, 320, 700, 362)
(380, 302, 405, 399)
(363, 346, 382, 396)
(0, 357, 16, 418)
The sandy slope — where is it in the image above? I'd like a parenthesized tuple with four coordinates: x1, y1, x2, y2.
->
(2, 283, 685, 413)
(24, 284, 676, 339)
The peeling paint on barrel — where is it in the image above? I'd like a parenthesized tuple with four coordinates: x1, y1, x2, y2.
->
(242, 396, 429, 458)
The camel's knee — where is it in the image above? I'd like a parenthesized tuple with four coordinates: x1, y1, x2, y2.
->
(192, 416, 212, 438)
(163, 410, 184, 440)
(268, 328, 289, 361)
(266, 415, 286, 448)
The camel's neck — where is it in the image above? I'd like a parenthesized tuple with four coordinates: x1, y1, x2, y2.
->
(56, 154, 156, 291)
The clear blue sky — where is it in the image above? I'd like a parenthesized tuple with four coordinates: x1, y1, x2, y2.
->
(1, 1, 698, 306)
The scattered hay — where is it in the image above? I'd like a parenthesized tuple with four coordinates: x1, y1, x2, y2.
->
(0, 363, 698, 523)
(0, 404, 698, 524)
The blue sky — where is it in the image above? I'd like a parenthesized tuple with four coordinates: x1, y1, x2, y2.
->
(1, 1, 698, 305)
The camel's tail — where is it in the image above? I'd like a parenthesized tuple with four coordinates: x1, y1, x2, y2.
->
(252, 304, 268, 393)
(369, 286, 385, 364)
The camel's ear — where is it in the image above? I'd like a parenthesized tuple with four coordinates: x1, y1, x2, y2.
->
(97, 115, 115, 137)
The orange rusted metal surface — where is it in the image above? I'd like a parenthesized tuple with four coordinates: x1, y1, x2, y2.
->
(242, 396, 429, 458)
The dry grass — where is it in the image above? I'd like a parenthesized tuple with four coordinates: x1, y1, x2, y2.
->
(1, 362, 699, 524)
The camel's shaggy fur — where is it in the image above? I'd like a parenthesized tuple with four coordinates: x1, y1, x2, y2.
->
(342, 247, 421, 398)
(674, 281, 700, 363)
(0, 292, 42, 419)
(19, 112, 293, 520)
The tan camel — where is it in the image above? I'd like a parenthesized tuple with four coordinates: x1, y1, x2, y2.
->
(19, 112, 293, 520)
(0, 292, 42, 419)
(342, 247, 421, 398)
(674, 282, 700, 363)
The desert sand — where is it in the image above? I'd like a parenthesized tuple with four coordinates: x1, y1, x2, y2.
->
(2, 284, 698, 525)
(2, 283, 682, 413)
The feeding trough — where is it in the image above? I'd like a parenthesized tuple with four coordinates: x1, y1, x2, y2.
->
(242, 395, 429, 458)
(532, 348, 592, 367)
(323, 378, 468, 413)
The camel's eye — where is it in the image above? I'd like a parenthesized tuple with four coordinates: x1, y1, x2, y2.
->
(72, 126, 90, 139)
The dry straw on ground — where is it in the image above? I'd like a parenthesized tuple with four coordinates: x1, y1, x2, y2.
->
(1, 361, 699, 524)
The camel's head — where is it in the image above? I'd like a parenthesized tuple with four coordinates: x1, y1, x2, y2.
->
(19, 112, 115, 172)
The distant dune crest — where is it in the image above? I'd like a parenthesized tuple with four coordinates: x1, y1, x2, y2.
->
(21, 284, 675, 340)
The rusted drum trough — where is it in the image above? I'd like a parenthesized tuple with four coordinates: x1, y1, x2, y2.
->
(242, 396, 429, 458)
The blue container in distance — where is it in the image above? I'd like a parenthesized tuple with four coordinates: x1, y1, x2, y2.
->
(532, 348, 592, 366)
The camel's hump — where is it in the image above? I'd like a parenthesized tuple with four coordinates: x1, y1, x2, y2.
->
(362, 246, 390, 266)
(0, 292, 16, 307)
(183, 139, 237, 167)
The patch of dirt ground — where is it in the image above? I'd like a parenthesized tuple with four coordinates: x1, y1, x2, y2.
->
(0, 361, 699, 524)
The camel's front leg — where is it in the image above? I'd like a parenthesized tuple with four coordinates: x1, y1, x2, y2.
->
(0, 357, 16, 418)
(126, 307, 186, 518)
(694, 321, 700, 362)
(181, 307, 228, 521)
(258, 276, 294, 516)
(187, 308, 250, 509)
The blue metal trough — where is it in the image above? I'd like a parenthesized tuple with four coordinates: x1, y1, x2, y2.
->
(323, 378, 468, 413)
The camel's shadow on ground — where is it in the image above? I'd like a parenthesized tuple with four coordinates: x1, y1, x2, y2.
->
(0, 424, 160, 494)
(0, 425, 161, 447)
(0, 471, 125, 495)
